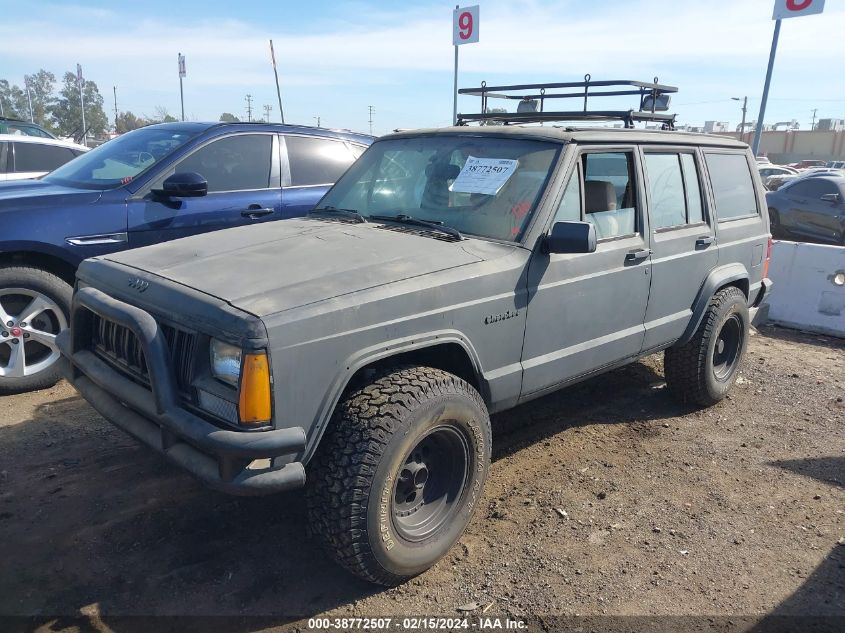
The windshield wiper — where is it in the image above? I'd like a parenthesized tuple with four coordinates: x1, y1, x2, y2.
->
(309, 206, 368, 223)
(370, 214, 463, 241)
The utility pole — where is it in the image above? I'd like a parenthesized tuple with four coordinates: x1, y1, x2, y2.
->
(269, 40, 285, 124)
(732, 96, 747, 139)
(113, 86, 118, 133)
(811, 108, 818, 131)
(368, 105, 374, 135)
(263, 104, 272, 123)
(76, 64, 87, 147)
(245, 94, 253, 122)
(313, 116, 321, 128)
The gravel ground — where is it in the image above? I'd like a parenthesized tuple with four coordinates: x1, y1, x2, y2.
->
(0, 325, 842, 631)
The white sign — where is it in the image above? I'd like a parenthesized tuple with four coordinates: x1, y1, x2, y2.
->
(773, 0, 825, 20)
(453, 5, 479, 45)
(450, 156, 519, 195)
(178, 54, 186, 78)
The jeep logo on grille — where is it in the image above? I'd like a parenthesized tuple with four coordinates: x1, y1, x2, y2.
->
(128, 277, 150, 293)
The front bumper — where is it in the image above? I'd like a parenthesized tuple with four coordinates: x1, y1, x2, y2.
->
(58, 286, 307, 496)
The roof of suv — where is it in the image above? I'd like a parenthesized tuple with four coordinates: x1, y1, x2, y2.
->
(384, 125, 748, 148)
(140, 121, 374, 145)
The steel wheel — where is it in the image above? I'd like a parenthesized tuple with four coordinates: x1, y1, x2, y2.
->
(712, 313, 743, 382)
(391, 424, 471, 542)
(0, 288, 67, 378)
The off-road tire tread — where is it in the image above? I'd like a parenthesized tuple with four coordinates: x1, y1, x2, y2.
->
(664, 286, 746, 407)
(0, 265, 71, 395)
(305, 365, 488, 586)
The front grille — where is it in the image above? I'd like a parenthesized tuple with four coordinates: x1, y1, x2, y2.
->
(89, 313, 197, 394)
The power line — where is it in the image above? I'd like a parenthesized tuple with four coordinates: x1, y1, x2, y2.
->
(368, 105, 375, 135)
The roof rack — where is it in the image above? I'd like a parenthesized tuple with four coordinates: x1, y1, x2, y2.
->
(457, 75, 678, 130)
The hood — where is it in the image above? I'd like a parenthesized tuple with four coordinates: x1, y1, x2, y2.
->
(103, 219, 485, 317)
(0, 179, 103, 207)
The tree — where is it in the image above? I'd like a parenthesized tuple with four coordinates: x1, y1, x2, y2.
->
(219, 112, 240, 122)
(52, 71, 108, 142)
(150, 105, 178, 123)
(23, 69, 57, 131)
(116, 111, 149, 134)
(0, 79, 28, 119)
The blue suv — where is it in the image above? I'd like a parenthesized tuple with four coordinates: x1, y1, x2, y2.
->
(0, 121, 373, 393)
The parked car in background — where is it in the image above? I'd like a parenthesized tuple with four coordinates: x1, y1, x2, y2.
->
(0, 121, 373, 393)
(766, 173, 845, 244)
(825, 160, 845, 169)
(789, 159, 827, 170)
(765, 174, 798, 191)
(0, 135, 88, 181)
(0, 117, 57, 138)
(758, 164, 797, 190)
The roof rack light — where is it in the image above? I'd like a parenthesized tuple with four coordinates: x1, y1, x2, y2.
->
(457, 74, 679, 130)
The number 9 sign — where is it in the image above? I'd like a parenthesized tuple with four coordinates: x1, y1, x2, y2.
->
(453, 5, 479, 45)
(772, 0, 825, 20)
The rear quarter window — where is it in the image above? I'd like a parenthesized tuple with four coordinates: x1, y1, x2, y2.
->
(704, 152, 759, 220)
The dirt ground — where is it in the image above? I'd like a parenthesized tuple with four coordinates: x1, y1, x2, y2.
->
(0, 325, 843, 631)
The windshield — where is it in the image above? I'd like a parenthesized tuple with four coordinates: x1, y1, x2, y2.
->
(317, 136, 560, 241)
(43, 126, 201, 189)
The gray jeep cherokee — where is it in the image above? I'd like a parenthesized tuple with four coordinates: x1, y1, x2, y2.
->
(57, 85, 772, 585)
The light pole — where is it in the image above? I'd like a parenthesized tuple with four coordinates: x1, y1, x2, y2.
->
(732, 96, 747, 140)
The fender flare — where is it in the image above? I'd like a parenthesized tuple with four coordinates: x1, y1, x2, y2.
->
(301, 330, 485, 464)
(676, 263, 749, 345)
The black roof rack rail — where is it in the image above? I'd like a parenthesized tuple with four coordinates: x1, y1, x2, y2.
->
(457, 75, 679, 130)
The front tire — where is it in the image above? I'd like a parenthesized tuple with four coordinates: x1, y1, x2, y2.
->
(0, 266, 72, 395)
(664, 286, 749, 407)
(306, 366, 491, 586)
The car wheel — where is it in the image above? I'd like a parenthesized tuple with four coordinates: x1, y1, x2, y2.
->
(0, 266, 72, 395)
(664, 286, 749, 407)
(306, 365, 491, 586)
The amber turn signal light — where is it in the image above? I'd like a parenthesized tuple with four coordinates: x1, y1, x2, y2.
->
(238, 352, 272, 425)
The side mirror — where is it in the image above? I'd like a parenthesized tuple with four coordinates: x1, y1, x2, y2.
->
(153, 172, 208, 198)
(820, 192, 841, 204)
(543, 221, 597, 255)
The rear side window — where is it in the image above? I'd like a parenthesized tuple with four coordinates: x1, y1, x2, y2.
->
(644, 153, 686, 229)
(12, 143, 76, 173)
(286, 135, 357, 186)
(704, 153, 758, 220)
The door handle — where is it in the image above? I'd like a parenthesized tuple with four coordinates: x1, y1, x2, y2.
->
(625, 248, 651, 262)
(241, 205, 274, 219)
(695, 236, 715, 247)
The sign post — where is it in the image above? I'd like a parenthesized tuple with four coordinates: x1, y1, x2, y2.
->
(452, 5, 479, 125)
(753, 0, 825, 155)
(269, 40, 285, 124)
(77, 64, 87, 147)
(178, 53, 186, 121)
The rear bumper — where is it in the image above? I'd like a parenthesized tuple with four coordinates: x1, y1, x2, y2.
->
(749, 277, 773, 327)
(58, 286, 307, 496)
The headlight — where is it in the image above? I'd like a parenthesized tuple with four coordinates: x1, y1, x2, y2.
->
(210, 339, 242, 387)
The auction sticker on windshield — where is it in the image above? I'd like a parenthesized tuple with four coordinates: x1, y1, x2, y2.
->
(449, 156, 519, 195)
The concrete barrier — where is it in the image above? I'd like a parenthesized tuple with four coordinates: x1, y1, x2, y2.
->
(761, 240, 845, 338)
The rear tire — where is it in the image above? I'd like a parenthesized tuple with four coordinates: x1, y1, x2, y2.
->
(0, 266, 72, 395)
(306, 365, 491, 586)
(664, 286, 749, 407)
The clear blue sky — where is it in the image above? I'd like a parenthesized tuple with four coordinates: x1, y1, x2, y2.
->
(1, 0, 842, 134)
